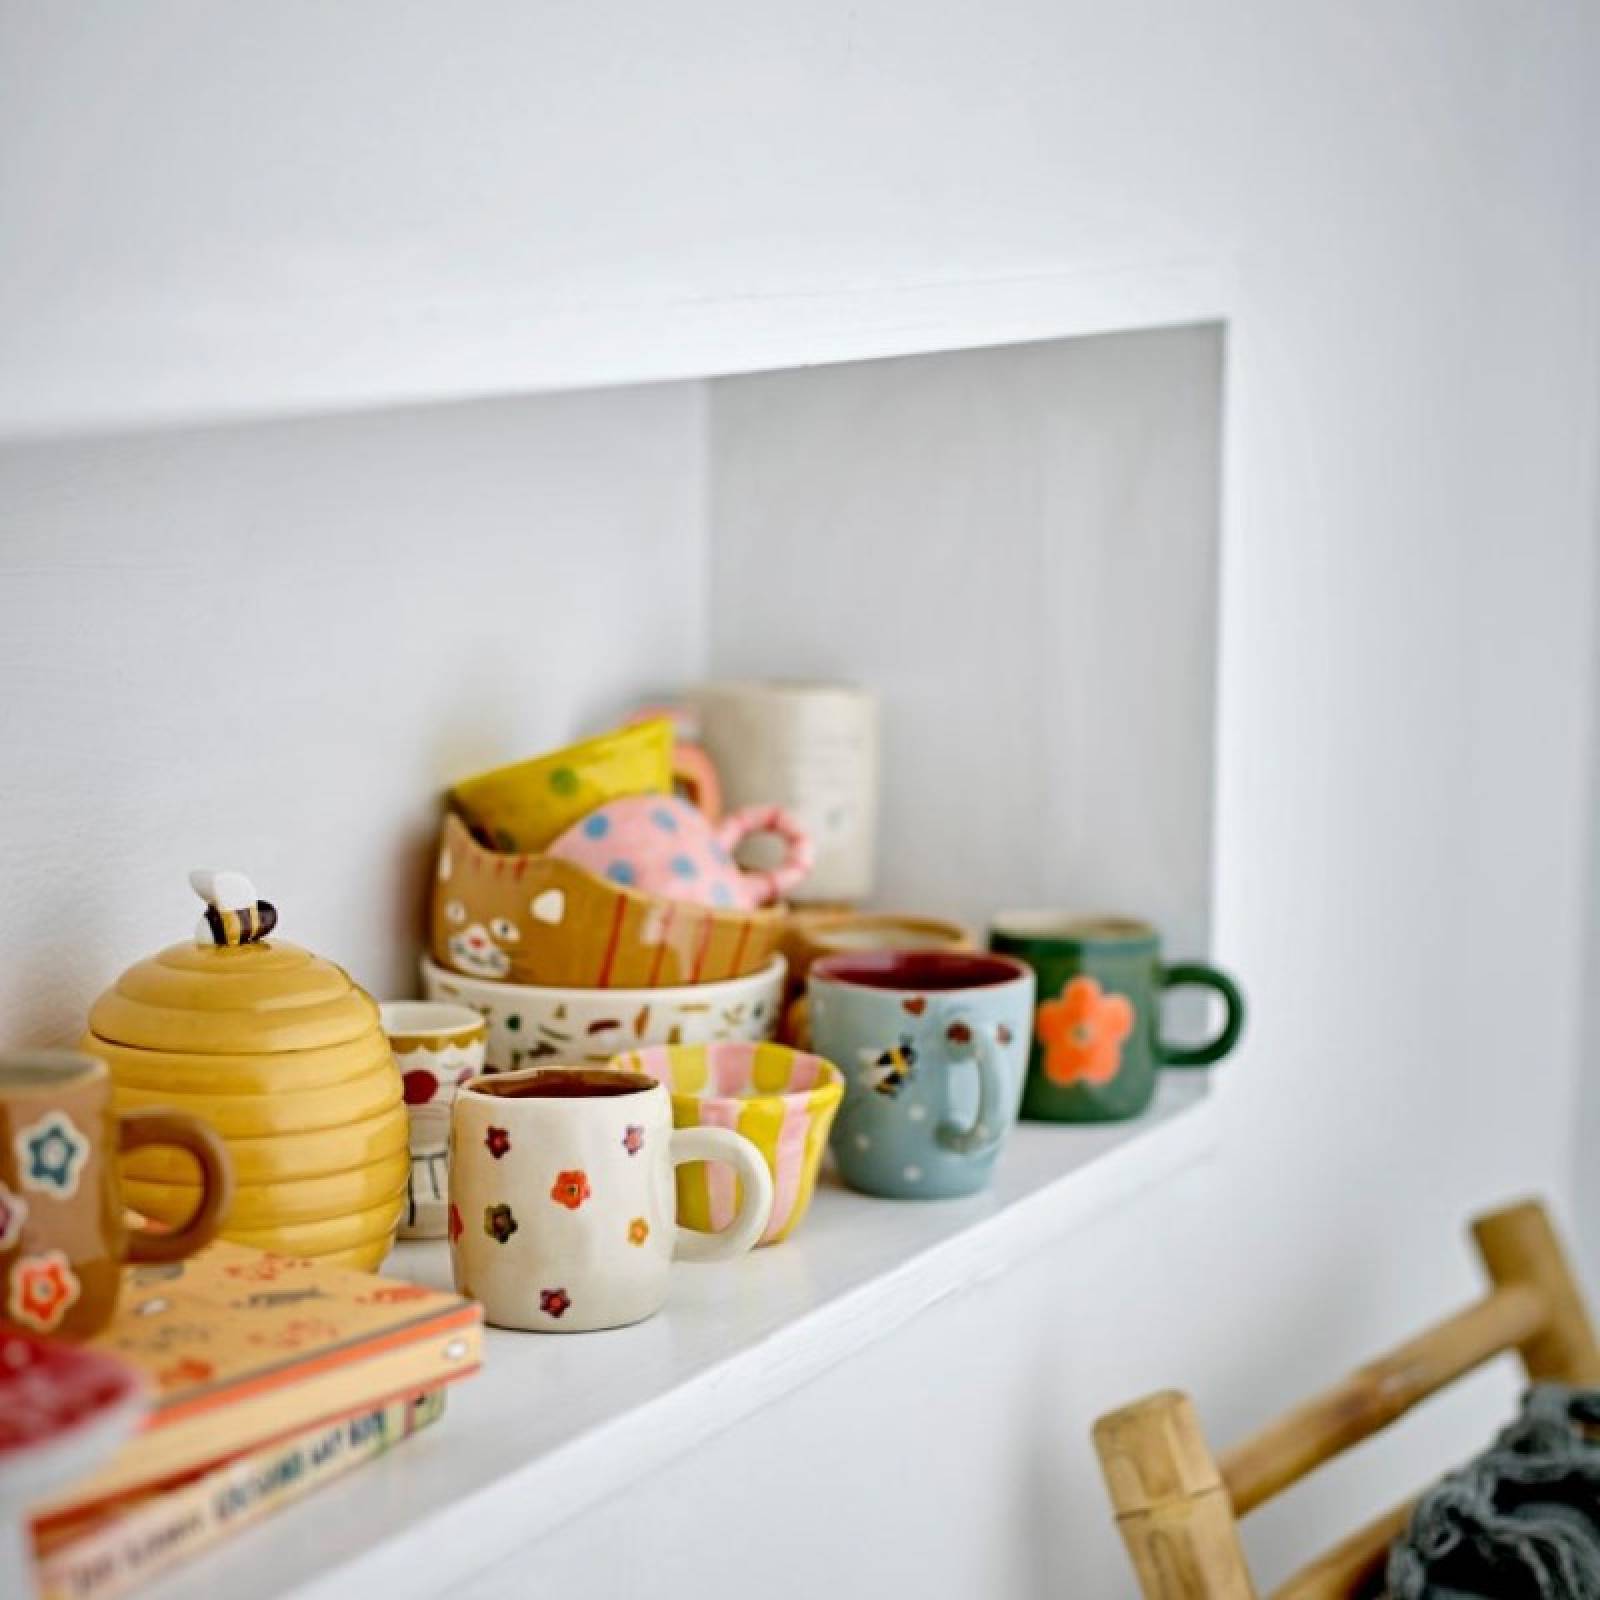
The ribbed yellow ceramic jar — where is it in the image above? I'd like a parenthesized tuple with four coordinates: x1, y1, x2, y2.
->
(85, 899, 407, 1271)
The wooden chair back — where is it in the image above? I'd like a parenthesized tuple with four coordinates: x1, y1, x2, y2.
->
(1092, 1200, 1600, 1599)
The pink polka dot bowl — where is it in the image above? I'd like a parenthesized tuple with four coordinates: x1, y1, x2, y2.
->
(545, 795, 813, 912)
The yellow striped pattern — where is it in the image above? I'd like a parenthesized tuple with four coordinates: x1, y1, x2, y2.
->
(616, 1042, 843, 1246)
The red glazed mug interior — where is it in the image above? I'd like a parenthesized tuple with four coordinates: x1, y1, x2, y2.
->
(809, 949, 1030, 993)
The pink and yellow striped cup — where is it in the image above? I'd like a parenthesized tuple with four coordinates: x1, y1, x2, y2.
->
(617, 1042, 843, 1246)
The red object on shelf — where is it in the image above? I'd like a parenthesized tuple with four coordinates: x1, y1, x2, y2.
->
(0, 1328, 146, 1596)
(0, 1329, 143, 1457)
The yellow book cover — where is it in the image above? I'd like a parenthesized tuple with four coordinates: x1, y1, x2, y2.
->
(33, 1240, 480, 1520)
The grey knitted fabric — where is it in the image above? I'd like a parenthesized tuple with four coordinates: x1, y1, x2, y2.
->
(1387, 1385, 1600, 1598)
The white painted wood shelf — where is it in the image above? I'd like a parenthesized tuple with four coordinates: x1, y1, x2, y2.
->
(136, 1075, 1217, 1600)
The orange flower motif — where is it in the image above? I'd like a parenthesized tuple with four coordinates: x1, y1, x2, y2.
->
(550, 1170, 591, 1210)
(1036, 977, 1135, 1086)
(627, 1217, 649, 1247)
(7, 1250, 80, 1333)
(157, 1356, 215, 1390)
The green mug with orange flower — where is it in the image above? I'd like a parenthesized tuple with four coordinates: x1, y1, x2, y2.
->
(988, 915, 1245, 1122)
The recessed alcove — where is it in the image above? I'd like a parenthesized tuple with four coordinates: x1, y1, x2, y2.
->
(0, 317, 1228, 1600)
(706, 324, 1224, 951)
(0, 320, 1224, 1037)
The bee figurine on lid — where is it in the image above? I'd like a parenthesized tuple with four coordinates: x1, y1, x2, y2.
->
(84, 871, 409, 1270)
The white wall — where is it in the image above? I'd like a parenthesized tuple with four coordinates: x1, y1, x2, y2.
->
(3, 2, 1600, 1595)
(708, 327, 1223, 960)
(0, 386, 707, 1025)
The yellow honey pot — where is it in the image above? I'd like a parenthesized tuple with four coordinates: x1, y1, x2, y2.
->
(84, 872, 407, 1271)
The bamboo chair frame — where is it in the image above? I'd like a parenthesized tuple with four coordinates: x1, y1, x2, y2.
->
(1092, 1200, 1600, 1599)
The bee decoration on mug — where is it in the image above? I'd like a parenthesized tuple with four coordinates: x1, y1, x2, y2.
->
(190, 868, 278, 947)
(860, 1036, 918, 1098)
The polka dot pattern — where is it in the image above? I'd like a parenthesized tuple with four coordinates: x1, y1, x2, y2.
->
(546, 795, 814, 910)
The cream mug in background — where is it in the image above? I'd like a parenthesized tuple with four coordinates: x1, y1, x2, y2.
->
(690, 681, 879, 904)
(379, 1001, 488, 1241)
(449, 1066, 773, 1332)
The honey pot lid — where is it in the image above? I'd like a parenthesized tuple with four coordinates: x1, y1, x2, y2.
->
(88, 871, 380, 1056)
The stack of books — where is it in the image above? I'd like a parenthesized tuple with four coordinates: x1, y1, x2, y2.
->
(30, 1240, 482, 1600)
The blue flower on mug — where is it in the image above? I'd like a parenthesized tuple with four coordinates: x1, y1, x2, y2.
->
(15, 1111, 89, 1198)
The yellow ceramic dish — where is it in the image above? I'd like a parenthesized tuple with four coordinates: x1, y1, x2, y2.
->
(87, 876, 409, 1265)
(94, 1032, 395, 1096)
(315, 1241, 396, 1271)
(112, 1060, 402, 1137)
(226, 1194, 405, 1258)
(451, 718, 675, 854)
(120, 1105, 409, 1187)
(126, 1148, 411, 1230)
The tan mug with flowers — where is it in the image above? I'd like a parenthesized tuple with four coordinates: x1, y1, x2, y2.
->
(0, 1051, 232, 1337)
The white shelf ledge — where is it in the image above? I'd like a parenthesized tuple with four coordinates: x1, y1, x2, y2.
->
(139, 1074, 1218, 1600)
(0, 257, 1231, 441)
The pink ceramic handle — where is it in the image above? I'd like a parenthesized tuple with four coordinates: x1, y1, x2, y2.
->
(714, 805, 815, 906)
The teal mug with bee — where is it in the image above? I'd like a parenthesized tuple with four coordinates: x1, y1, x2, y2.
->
(809, 951, 1034, 1199)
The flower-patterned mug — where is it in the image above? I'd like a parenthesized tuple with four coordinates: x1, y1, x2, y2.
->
(449, 1066, 773, 1332)
(988, 915, 1245, 1122)
(379, 1002, 488, 1242)
(0, 1052, 232, 1337)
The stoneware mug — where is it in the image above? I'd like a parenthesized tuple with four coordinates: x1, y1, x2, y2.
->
(379, 1001, 488, 1241)
(618, 1042, 844, 1246)
(808, 951, 1034, 1199)
(989, 914, 1246, 1123)
(690, 681, 880, 905)
(780, 911, 974, 1047)
(449, 1065, 773, 1332)
(0, 1051, 232, 1338)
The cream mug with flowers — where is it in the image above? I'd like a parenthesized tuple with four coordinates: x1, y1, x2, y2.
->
(449, 1066, 772, 1332)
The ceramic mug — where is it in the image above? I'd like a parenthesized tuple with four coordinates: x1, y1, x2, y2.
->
(618, 1042, 844, 1245)
(690, 682, 879, 905)
(0, 1052, 232, 1337)
(421, 955, 786, 1072)
(809, 951, 1034, 1199)
(449, 1065, 773, 1332)
(379, 1001, 488, 1241)
(989, 914, 1245, 1122)
(546, 795, 813, 910)
(780, 911, 974, 1046)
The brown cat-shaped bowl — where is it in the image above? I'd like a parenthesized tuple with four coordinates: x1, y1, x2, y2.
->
(430, 813, 787, 989)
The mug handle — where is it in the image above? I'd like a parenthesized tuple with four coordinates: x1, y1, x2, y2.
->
(671, 742, 723, 821)
(935, 1007, 1007, 1158)
(669, 1126, 774, 1262)
(119, 1109, 235, 1265)
(1154, 963, 1246, 1068)
(713, 805, 815, 906)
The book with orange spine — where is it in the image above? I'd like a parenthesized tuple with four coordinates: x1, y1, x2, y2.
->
(31, 1239, 480, 1520)
(35, 1389, 448, 1600)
